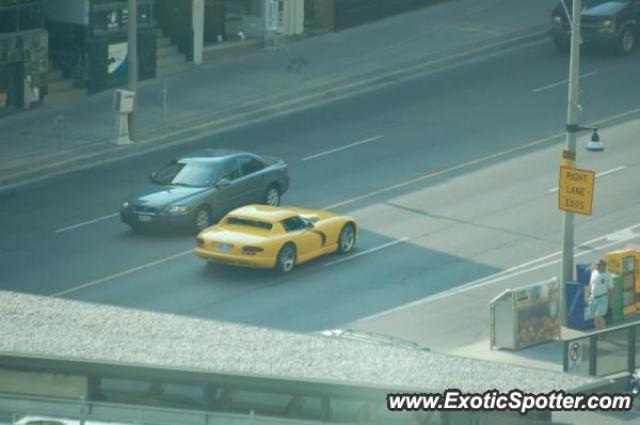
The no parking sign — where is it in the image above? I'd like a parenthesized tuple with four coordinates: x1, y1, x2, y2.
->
(568, 341, 583, 373)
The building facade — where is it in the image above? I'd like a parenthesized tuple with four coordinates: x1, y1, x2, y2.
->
(0, 0, 437, 111)
(45, 0, 158, 94)
(0, 0, 47, 113)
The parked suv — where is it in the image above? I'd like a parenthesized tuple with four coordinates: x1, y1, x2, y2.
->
(550, 0, 640, 54)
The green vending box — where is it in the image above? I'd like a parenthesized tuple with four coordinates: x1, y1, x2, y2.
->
(607, 273, 624, 324)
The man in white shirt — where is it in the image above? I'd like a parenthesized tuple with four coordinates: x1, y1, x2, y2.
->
(587, 259, 614, 331)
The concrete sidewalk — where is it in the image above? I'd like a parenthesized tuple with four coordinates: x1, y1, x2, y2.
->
(348, 109, 640, 425)
(0, 0, 557, 189)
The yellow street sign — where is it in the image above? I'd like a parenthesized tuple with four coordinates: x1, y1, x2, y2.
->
(558, 166, 595, 215)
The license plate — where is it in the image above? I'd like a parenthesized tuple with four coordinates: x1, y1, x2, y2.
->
(138, 215, 152, 222)
(217, 243, 232, 252)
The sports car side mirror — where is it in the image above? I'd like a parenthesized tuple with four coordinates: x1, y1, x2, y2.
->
(307, 222, 314, 229)
(216, 178, 231, 189)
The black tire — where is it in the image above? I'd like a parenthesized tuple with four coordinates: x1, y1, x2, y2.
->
(337, 223, 356, 254)
(618, 27, 636, 55)
(193, 206, 212, 232)
(275, 243, 296, 273)
(264, 184, 281, 206)
(128, 222, 142, 233)
(552, 37, 569, 54)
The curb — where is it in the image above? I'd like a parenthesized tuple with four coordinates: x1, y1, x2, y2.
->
(0, 28, 549, 192)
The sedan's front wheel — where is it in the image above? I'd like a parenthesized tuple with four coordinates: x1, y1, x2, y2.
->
(276, 243, 296, 273)
(194, 206, 212, 232)
(618, 27, 636, 55)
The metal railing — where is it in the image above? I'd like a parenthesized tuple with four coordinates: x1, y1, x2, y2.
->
(0, 392, 325, 425)
(563, 320, 640, 377)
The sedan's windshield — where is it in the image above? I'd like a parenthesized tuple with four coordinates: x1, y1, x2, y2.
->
(152, 161, 217, 188)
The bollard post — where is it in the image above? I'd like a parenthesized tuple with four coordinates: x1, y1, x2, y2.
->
(55, 114, 65, 150)
(161, 82, 168, 126)
(79, 395, 88, 425)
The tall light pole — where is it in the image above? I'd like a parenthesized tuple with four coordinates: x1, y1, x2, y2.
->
(560, 0, 582, 326)
(127, 0, 138, 141)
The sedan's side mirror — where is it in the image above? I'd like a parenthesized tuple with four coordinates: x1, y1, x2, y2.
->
(148, 172, 157, 182)
(216, 178, 231, 189)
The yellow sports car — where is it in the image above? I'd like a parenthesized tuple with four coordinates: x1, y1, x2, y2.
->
(194, 205, 357, 272)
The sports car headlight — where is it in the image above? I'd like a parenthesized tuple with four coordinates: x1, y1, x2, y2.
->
(598, 19, 615, 32)
(122, 201, 130, 209)
(165, 205, 191, 215)
(552, 15, 562, 26)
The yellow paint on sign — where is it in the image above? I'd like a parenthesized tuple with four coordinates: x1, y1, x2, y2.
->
(558, 166, 595, 215)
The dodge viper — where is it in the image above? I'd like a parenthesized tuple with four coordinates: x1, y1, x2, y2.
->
(194, 205, 357, 272)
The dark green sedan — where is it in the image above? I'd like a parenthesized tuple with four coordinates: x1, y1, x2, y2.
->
(120, 149, 289, 232)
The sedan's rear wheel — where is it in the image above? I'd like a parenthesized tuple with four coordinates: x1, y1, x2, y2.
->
(194, 206, 212, 232)
(264, 184, 281, 206)
(276, 243, 296, 273)
(552, 37, 569, 54)
(337, 223, 356, 254)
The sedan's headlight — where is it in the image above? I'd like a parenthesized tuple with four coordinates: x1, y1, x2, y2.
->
(552, 15, 563, 26)
(165, 205, 191, 215)
(122, 201, 130, 209)
(598, 19, 615, 33)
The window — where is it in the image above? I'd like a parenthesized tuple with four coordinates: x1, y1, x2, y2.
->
(238, 156, 264, 176)
(281, 216, 308, 232)
(152, 161, 218, 188)
(98, 377, 205, 408)
(219, 159, 240, 181)
(226, 217, 273, 230)
(0, 0, 44, 33)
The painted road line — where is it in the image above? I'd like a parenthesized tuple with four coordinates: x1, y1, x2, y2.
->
(55, 213, 120, 233)
(548, 165, 626, 193)
(50, 250, 192, 297)
(532, 71, 598, 93)
(325, 132, 566, 210)
(357, 223, 640, 322)
(323, 237, 410, 267)
(302, 136, 382, 161)
(55, 130, 561, 233)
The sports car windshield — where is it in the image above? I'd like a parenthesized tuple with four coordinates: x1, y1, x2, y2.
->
(152, 161, 218, 188)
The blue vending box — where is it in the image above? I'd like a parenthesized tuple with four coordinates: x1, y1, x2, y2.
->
(566, 264, 594, 330)
(577, 263, 592, 285)
(566, 281, 593, 330)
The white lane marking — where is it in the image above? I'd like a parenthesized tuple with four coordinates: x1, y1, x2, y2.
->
(50, 250, 192, 297)
(323, 237, 410, 267)
(548, 165, 627, 193)
(302, 136, 382, 161)
(356, 223, 640, 322)
(55, 213, 120, 233)
(532, 71, 598, 93)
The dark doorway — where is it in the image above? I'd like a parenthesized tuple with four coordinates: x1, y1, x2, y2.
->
(0, 62, 24, 114)
(204, 0, 226, 43)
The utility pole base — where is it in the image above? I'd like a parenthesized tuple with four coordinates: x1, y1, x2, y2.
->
(113, 112, 134, 145)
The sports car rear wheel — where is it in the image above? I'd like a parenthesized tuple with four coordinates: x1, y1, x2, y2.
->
(337, 223, 356, 253)
(276, 243, 296, 273)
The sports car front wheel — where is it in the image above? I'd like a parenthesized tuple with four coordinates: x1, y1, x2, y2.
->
(276, 243, 296, 273)
(337, 223, 356, 253)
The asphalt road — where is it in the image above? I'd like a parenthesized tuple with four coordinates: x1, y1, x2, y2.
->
(1, 40, 639, 332)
